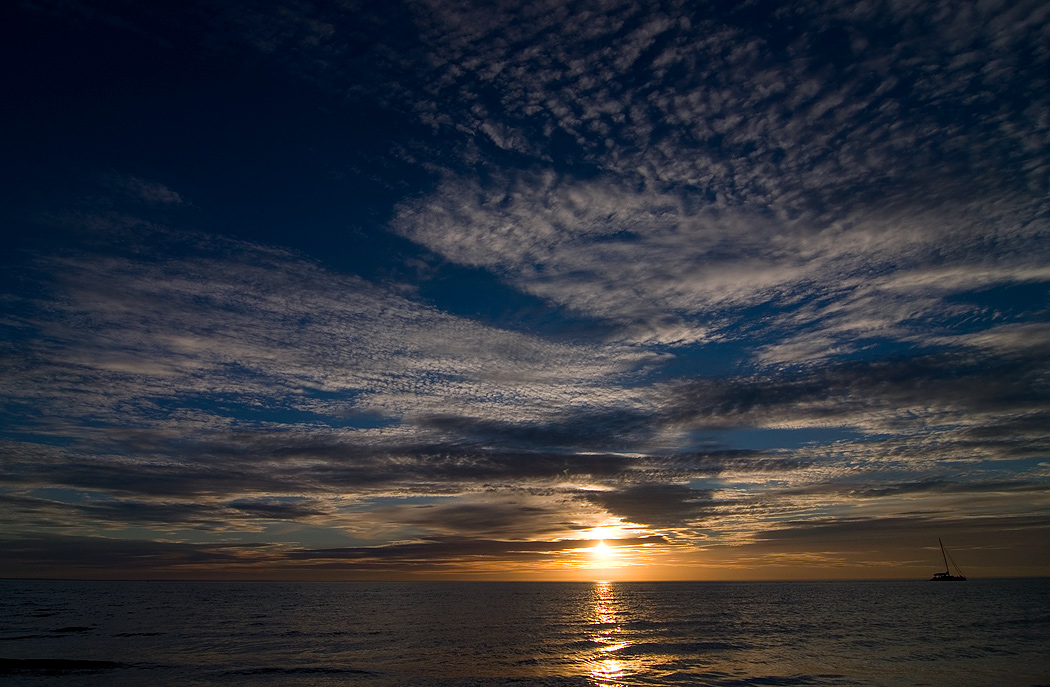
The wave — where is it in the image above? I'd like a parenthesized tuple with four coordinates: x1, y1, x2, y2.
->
(610, 640, 747, 656)
(0, 658, 127, 674)
(223, 665, 377, 677)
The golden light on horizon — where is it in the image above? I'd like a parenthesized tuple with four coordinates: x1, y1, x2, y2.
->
(567, 524, 670, 579)
(586, 541, 631, 573)
(583, 524, 630, 570)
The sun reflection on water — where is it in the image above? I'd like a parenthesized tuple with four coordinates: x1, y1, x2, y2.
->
(592, 656, 626, 683)
(587, 581, 633, 686)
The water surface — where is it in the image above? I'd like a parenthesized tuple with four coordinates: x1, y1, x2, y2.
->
(1, 579, 1047, 686)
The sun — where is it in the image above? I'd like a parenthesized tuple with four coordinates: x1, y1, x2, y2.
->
(579, 525, 636, 572)
(587, 533, 621, 567)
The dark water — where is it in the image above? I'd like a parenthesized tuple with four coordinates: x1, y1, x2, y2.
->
(1, 579, 1048, 686)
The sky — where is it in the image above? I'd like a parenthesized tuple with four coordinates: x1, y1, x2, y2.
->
(1, 0, 1048, 581)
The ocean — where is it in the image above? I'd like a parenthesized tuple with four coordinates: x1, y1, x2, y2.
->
(1, 578, 1048, 686)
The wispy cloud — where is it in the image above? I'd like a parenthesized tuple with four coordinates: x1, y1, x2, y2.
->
(394, 170, 1048, 355)
(5, 0, 1048, 577)
(3, 199, 1048, 566)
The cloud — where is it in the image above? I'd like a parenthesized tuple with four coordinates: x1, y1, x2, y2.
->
(581, 484, 716, 529)
(0, 534, 273, 573)
(2, 223, 659, 438)
(656, 347, 1050, 439)
(755, 513, 1050, 545)
(370, 493, 596, 540)
(57, 0, 1045, 207)
(3, 198, 1047, 570)
(287, 535, 670, 565)
(101, 173, 185, 205)
(4, 233, 1047, 544)
(393, 168, 1049, 355)
(374, 0, 1050, 360)
(402, 0, 1047, 197)
(29, 0, 1050, 361)
(7, 1, 1049, 576)
(0, 530, 673, 578)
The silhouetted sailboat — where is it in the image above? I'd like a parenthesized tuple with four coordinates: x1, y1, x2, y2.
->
(929, 538, 966, 581)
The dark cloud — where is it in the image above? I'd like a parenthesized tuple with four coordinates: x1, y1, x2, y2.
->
(0, 491, 332, 533)
(0, 535, 271, 574)
(0, 430, 797, 503)
(395, 501, 566, 538)
(226, 498, 330, 519)
(288, 535, 670, 565)
(581, 484, 716, 529)
(755, 514, 1050, 544)
(660, 347, 1050, 441)
(416, 407, 658, 451)
(775, 478, 1050, 500)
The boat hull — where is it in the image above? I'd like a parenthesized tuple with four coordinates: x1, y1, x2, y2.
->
(929, 573, 966, 581)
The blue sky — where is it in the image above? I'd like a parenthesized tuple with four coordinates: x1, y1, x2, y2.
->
(1, 0, 1048, 580)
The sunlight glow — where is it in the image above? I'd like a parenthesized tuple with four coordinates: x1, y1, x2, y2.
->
(588, 539, 620, 568)
(580, 525, 641, 573)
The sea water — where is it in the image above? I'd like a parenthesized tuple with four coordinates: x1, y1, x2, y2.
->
(1, 578, 1048, 686)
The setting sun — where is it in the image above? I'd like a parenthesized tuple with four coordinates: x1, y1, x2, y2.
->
(586, 538, 628, 571)
(576, 525, 651, 573)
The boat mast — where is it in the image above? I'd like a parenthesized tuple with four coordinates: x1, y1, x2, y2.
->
(939, 538, 949, 574)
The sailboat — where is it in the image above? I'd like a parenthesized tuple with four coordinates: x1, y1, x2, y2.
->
(929, 538, 967, 581)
